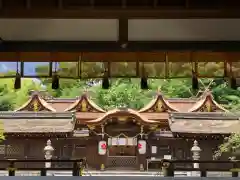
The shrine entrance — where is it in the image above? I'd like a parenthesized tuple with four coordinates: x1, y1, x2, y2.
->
(107, 137, 138, 169)
(86, 109, 156, 169)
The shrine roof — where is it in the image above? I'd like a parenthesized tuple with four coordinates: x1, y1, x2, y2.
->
(86, 108, 157, 125)
(0, 112, 74, 133)
(167, 98, 197, 112)
(15, 91, 56, 112)
(139, 92, 180, 113)
(169, 112, 240, 134)
(188, 91, 229, 112)
(64, 93, 106, 112)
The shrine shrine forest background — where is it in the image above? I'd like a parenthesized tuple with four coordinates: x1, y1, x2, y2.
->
(0, 61, 239, 157)
(0, 61, 239, 112)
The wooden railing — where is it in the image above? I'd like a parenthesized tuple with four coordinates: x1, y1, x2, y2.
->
(0, 159, 85, 176)
(0, 159, 239, 176)
(160, 159, 240, 177)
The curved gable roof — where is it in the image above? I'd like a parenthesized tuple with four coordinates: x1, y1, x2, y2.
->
(188, 91, 229, 112)
(86, 108, 157, 125)
(15, 91, 56, 112)
(139, 92, 179, 113)
(64, 93, 105, 113)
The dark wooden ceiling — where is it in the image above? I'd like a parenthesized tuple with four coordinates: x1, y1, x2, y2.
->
(0, 0, 240, 18)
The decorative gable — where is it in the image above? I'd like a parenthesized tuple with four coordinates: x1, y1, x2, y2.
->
(15, 91, 56, 112)
(188, 91, 228, 112)
(64, 94, 105, 113)
(139, 92, 179, 113)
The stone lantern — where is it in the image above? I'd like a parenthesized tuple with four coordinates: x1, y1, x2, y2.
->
(44, 139, 54, 168)
(191, 140, 201, 169)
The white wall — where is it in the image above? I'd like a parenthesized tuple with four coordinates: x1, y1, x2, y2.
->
(0, 19, 118, 41)
(128, 19, 240, 41)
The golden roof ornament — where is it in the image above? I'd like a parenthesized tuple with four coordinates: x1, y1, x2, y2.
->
(205, 100, 212, 112)
(81, 99, 87, 112)
(156, 100, 163, 112)
(33, 99, 39, 112)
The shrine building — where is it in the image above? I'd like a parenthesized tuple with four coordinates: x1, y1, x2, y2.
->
(0, 90, 238, 170)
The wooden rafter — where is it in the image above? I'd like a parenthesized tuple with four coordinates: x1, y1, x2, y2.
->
(0, 0, 240, 18)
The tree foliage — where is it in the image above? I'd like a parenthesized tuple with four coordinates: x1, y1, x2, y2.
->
(214, 133, 240, 159)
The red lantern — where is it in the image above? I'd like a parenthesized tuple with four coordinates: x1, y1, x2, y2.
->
(138, 143, 142, 149)
(101, 143, 107, 149)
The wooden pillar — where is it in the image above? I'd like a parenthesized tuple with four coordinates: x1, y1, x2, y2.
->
(118, 18, 128, 45)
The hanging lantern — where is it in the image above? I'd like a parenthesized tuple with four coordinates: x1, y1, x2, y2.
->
(138, 140, 146, 154)
(98, 141, 107, 155)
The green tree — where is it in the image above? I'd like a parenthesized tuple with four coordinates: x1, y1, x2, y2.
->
(214, 133, 240, 159)
(0, 78, 43, 110)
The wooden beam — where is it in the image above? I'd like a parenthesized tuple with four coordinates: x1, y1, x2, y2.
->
(2, 41, 240, 52)
(1, 8, 240, 19)
(0, 51, 239, 62)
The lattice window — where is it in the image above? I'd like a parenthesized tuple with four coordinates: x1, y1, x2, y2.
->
(0, 145, 5, 155)
(6, 144, 24, 157)
(107, 156, 137, 168)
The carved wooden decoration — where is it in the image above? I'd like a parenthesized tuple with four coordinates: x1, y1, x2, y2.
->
(199, 99, 217, 112)
(149, 125, 158, 130)
(118, 116, 127, 122)
(87, 125, 95, 130)
(27, 98, 47, 111)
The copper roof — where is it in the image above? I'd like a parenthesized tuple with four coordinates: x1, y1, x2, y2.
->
(169, 112, 240, 134)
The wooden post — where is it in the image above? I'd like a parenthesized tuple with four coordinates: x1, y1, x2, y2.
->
(40, 168, 47, 176)
(8, 161, 15, 176)
(200, 170, 207, 177)
(162, 160, 174, 177)
(72, 161, 80, 176)
(232, 162, 238, 177)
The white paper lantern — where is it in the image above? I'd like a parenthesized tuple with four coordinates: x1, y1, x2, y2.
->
(98, 140, 107, 155)
(138, 140, 146, 154)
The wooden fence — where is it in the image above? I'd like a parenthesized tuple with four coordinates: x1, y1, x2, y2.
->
(0, 159, 239, 177)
